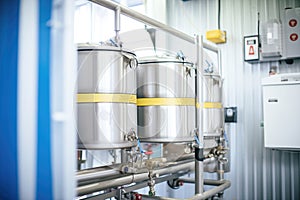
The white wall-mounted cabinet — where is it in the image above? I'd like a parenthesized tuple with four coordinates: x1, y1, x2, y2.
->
(262, 73, 300, 150)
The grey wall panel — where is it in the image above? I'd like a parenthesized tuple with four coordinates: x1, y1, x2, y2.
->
(166, 0, 300, 199)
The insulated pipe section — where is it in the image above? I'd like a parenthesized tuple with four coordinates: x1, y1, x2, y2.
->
(89, 0, 218, 52)
(77, 162, 194, 196)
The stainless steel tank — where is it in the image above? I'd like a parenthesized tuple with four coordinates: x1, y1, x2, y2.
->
(137, 56, 196, 142)
(200, 75, 223, 136)
(77, 45, 137, 149)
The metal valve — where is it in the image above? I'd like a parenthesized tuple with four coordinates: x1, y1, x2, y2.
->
(125, 129, 137, 142)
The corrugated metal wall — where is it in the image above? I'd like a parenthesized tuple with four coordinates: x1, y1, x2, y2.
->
(165, 0, 300, 199)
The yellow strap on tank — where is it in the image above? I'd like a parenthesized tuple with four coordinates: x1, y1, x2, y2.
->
(196, 102, 223, 109)
(137, 98, 195, 106)
(77, 93, 137, 104)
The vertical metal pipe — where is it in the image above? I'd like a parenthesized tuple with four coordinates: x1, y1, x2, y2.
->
(121, 148, 128, 163)
(195, 146, 204, 194)
(195, 35, 199, 133)
(218, 161, 225, 181)
(114, 6, 121, 44)
(217, 49, 222, 76)
(195, 35, 204, 195)
(195, 158, 204, 194)
(199, 36, 204, 145)
(77, 150, 82, 171)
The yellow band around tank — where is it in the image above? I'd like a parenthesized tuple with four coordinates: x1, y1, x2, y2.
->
(77, 93, 137, 104)
(137, 98, 196, 106)
(196, 102, 223, 109)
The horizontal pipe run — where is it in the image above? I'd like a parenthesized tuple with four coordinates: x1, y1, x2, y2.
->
(76, 154, 196, 184)
(179, 178, 228, 186)
(77, 166, 121, 183)
(141, 180, 231, 200)
(77, 161, 194, 196)
(76, 155, 217, 186)
(190, 180, 231, 200)
(84, 172, 188, 200)
(89, 0, 218, 52)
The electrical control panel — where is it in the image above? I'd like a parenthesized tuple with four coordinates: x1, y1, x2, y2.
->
(260, 19, 282, 57)
(245, 7, 300, 63)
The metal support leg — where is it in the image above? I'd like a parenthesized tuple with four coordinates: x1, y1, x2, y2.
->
(195, 146, 204, 194)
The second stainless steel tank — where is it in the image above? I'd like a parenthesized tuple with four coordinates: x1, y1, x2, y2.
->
(77, 45, 137, 149)
(137, 55, 196, 142)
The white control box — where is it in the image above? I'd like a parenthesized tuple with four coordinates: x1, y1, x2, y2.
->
(262, 73, 300, 150)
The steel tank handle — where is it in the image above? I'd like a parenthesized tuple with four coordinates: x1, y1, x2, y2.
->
(122, 52, 138, 70)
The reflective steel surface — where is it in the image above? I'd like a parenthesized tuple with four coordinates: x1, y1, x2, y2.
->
(77, 46, 137, 149)
(138, 106, 195, 142)
(137, 58, 196, 142)
(77, 103, 137, 149)
(137, 61, 195, 98)
(78, 46, 136, 94)
(200, 75, 223, 136)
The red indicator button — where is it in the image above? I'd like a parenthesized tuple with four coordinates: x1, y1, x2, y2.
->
(135, 193, 142, 200)
(289, 19, 297, 27)
(290, 33, 298, 41)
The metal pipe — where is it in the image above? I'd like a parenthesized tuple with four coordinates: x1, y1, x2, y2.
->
(218, 49, 222, 76)
(76, 166, 120, 183)
(77, 161, 194, 196)
(121, 148, 128, 163)
(195, 146, 204, 194)
(190, 180, 231, 200)
(217, 161, 225, 181)
(89, 0, 218, 52)
(195, 160, 203, 194)
(179, 178, 227, 186)
(195, 35, 204, 195)
(77, 156, 216, 186)
(77, 154, 196, 183)
(195, 34, 199, 132)
(141, 180, 231, 200)
(88, 172, 189, 200)
(114, 6, 120, 43)
(199, 36, 204, 145)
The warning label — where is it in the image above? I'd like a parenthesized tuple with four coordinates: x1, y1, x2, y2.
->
(244, 36, 259, 61)
(289, 19, 297, 27)
(290, 33, 298, 41)
(249, 46, 254, 55)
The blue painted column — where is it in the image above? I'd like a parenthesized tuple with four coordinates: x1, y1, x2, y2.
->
(0, 0, 20, 199)
(36, 0, 53, 199)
